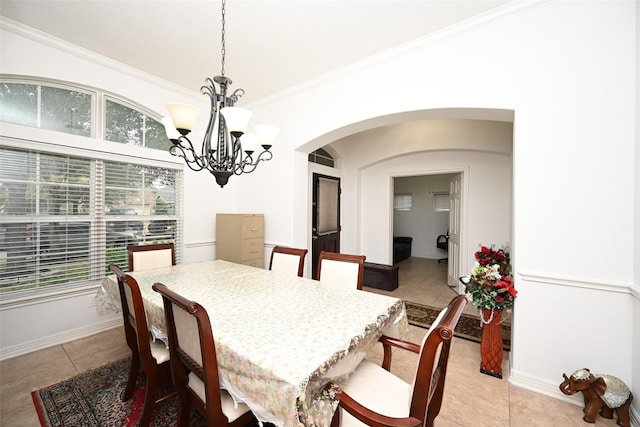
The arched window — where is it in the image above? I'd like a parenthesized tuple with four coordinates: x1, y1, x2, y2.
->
(308, 148, 335, 168)
(0, 79, 171, 150)
(1, 81, 93, 136)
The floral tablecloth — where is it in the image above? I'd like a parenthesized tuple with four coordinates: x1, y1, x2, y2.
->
(98, 259, 407, 427)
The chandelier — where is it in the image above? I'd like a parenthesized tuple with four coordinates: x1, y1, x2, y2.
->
(162, 0, 278, 188)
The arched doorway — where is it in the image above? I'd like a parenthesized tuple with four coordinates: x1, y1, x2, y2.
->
(299, 109, 513, 299)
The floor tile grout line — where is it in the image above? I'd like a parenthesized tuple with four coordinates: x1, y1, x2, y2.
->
(60, 344, 80, 375)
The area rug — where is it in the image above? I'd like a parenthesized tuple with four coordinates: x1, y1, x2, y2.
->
(404, 300, 511, 351)
(31, 357, 207, 427)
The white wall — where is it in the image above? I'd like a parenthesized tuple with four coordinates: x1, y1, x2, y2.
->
(1, 1, 638, 421)
(249, 0, 638, 416)
(363, 150, 511, 267)
(0, 288, 120, 358)
(329, 118, 513, 267)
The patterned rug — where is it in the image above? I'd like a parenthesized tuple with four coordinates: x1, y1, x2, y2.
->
(404, 300, 511, 351)
(31, 357, 208, 427)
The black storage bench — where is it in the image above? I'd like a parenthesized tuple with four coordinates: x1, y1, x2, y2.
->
(363, 262, 399, 291)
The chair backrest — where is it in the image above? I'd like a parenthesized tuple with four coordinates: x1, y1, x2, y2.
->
(108, 264, 154, 364)
(128, 242, 175, 271)
(410, 294, 467, 425)
(152, 282, 229, 424)
(269, 246, 308, 277)
(316, 251, 366, 290)
(436, 233, 449, 249)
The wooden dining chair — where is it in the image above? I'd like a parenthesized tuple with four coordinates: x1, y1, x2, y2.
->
(316, 251, 366, 290)
(152, 282, 256, 427)
(128, 242, 175, 271)
(269, 246, 308, 277)
(108, 264, 175, 426)
(331, 294, 468, 427)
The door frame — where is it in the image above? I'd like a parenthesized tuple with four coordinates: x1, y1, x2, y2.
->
(311, 173, 341, 278)
(390, 169, 468, 293)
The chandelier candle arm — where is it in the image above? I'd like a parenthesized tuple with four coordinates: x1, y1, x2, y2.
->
(167, 136, 208, 172)
(160, 0, 278, 188)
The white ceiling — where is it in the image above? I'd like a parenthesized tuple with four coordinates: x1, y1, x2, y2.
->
(1, 0, 511, 104)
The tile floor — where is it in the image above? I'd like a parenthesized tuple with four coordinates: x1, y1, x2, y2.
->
(0, 257, 621, 426)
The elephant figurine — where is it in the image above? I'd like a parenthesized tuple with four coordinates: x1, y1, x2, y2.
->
(559, 368, 633, 427)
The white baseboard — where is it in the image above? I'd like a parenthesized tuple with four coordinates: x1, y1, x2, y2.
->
(510, 369, 640, 427)
(0, 317, 121, 361)
(510, 368, 583, 404)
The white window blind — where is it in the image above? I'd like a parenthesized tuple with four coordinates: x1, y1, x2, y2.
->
(0, 146, 181, 294)
(317, 177, 339, 235)
(433, 193, 450, 212)
(0, 147, 97, 292)
(394, 193, 412, 211)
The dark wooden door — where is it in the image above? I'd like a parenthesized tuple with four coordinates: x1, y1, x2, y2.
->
(311, 173, 341, 278)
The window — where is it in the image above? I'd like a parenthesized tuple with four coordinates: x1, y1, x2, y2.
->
(0, 80, 171, 151)
(104, 160, 180, 271)
(308, 148, 335, 167)
(433, 193, 450, 212)
(0, 77, 182, 297)
(105, 98, 171, 150)
(394, 193, 412, 211)
(0, 82, 92, 136)
(0, 148, 93, 292)
(0, 147, 181, 294)
(317, 177, 339, 235)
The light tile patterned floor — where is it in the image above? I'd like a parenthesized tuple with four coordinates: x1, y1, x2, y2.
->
(0, 257, 622, 426)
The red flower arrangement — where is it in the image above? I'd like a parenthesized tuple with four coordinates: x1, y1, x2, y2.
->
(465, 245, 517, 310)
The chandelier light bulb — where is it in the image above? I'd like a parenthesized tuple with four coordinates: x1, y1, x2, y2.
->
(161, 117, 181, 141)
(254, 124, 279, 148)
(165, 103, 200, 134)
(240, 132, 259, 154)
(220, 107, 252, 136)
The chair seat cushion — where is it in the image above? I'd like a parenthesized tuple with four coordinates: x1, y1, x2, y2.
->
(339, 360, 411, 427)
(188, 372, 251, 422)
(149, 339, 170, 364)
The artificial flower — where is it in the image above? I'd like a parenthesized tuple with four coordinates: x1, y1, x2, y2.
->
(465, 245, 516, 310)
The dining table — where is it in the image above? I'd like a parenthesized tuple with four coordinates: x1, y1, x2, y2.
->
(97, 259, 408, 427)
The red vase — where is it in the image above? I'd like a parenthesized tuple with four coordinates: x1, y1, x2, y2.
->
(480, 308, 503, 378)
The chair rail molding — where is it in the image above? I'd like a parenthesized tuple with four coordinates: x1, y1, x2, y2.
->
(517, 272, 637, 297)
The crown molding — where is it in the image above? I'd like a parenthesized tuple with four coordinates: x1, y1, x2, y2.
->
(0, 16, 201, 103)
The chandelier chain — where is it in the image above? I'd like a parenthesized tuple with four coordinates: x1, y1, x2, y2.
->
(220, 0, 226, 76)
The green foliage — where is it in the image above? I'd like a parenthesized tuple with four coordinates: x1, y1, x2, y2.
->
(106, 245, 128, 272)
